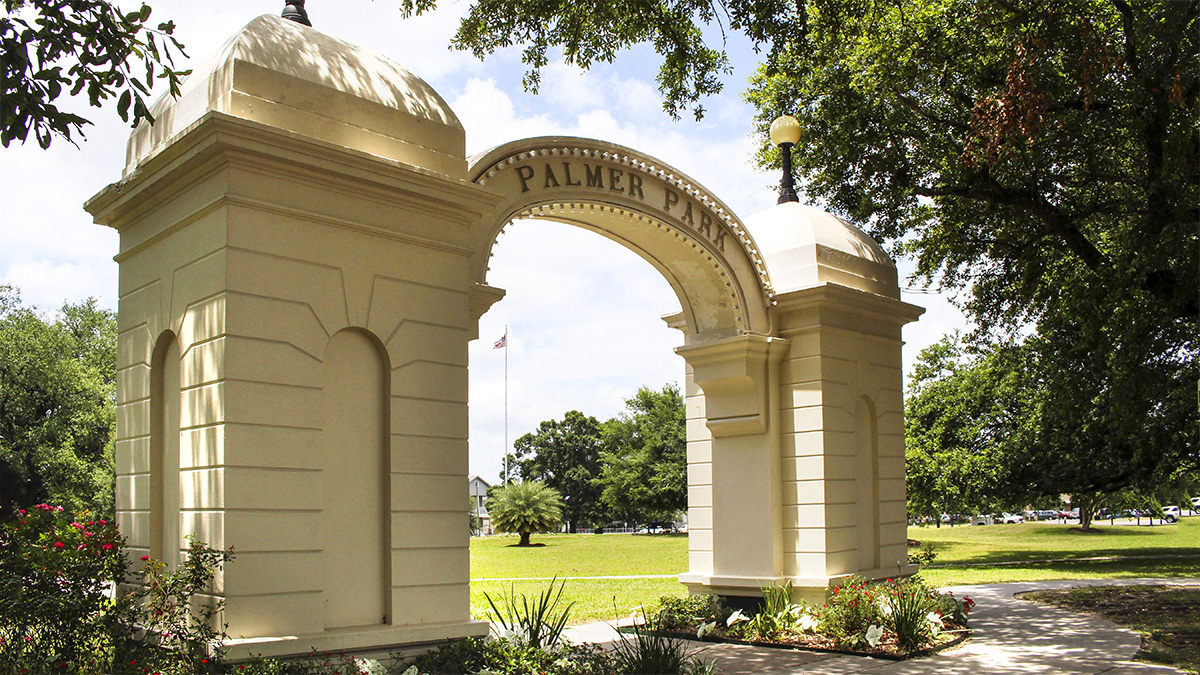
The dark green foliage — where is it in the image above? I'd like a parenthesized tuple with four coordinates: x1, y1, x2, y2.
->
(0, 286, 118, 519)
(745, 0, 1198, 509)
(507, 411, 607, 532)
(1, 0, 189, 147)
(400, 0, 737, 119)
(597, 384, 688, 527)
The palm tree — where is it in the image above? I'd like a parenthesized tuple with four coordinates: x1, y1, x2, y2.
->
(486, 481, 564, 546)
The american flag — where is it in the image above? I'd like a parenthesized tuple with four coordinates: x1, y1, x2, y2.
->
(493, 334, 507, 349)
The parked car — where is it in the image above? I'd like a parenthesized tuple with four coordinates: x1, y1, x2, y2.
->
(1000, 513, 1025, 524)
(1034, 510, 1057, 521)
(971, 514, 995, 526)
(1162, 506, 1180, 523)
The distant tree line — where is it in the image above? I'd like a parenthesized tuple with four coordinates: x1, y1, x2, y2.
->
(497, 384, 687, 533)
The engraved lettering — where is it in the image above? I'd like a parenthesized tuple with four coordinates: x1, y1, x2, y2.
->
(562, 162, 582, 186)
(664, 188, 679, 212)
(628, 173, 645, 199)
(516, 165, 535, 193)
(699, 212, 712, 238)
(544, 163, 561, 188)
(585, 164, 604, 189)
(714, 227, 727, 252)
(682, 201, 695, 225)
(608, 168, 624, 193)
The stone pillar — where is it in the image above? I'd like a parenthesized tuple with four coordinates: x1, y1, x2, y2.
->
(677, 335, 790, 597)
(773, 284, 924, 601)
(89, 112, 501, 656)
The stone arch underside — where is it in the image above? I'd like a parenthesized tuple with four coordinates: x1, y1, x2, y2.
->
(467, 137, 774, 342)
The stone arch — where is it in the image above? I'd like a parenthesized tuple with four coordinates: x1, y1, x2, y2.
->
(466, 137, 774, 342)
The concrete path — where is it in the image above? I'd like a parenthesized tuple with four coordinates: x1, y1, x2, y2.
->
(562, 578, 1200, 674)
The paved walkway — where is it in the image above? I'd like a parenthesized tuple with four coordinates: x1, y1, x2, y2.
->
(561, 578, 1200, 674)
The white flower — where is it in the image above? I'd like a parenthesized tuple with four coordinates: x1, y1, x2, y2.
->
(726, 609, 749, 626)
(927, 611, 944, 636)
(866, 624, 884, 648)
(697, 621, 717, 638)
(797, 613, 818, 632)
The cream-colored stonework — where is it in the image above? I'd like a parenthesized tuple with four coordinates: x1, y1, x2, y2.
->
(89, 14, 922, 658)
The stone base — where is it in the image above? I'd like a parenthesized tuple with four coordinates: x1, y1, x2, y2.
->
(224, 619, 491, 660)
(679, 566, 922, 607)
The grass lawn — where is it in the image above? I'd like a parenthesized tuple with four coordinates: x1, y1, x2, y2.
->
(470, 533, 689, 622)
(469, 519, 1200, 623)
(470, 533, 688, 579)
(911, 517, 1200, 587)
(1022, 585, 1200, 674)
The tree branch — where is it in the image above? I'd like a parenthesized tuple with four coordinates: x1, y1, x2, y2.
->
(913, 182, 1108, 272)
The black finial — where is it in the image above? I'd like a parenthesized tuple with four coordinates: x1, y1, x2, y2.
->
(282, 0, 312, 26)
(777, 144, 799, 204)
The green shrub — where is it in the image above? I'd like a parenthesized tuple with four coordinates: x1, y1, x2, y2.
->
(654, 594, 729, 631)
(0, 504, 232, 674)
(0, 504, 130, 672)
(407, 637, 610, 675)
(820, 576, 886, 645)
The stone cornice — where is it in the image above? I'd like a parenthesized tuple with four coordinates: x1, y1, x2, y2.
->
(87, 111, 502, 233)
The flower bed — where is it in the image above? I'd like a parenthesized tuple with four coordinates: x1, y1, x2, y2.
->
(644, 576, 974, 660)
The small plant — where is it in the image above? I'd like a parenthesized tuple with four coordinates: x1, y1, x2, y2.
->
(611, 618, 714, 675)
(885, 578, 941, 653)
(733, 581, 803, 642)
(484, 577, 574, 649)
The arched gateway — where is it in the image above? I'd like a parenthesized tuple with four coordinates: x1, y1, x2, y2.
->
(86, 15, 923, 659)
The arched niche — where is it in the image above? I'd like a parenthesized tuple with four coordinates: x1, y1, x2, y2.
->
(149, 329, 181, 568)
(466, 137, 774, 344)
(321, 328, 392, 629)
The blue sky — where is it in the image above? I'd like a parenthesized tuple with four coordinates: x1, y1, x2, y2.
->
(0, 1, 966, 482)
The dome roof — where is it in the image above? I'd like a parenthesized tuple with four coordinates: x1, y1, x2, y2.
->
(124, 15, 465, 177)
(744, 202, 899, 299)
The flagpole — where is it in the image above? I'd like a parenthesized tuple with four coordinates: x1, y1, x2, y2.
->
(503, 325, 509, 485)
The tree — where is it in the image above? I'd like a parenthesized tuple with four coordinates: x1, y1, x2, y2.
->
(415, 0, 1198, 497)
(506, 410, 607, 533)
(486, 480, 564, 546)
(2, 0, 188, 148)
(597, 384, 688, 527)
(904, 336, 1029, 523)
(0, 285, 117, 518)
